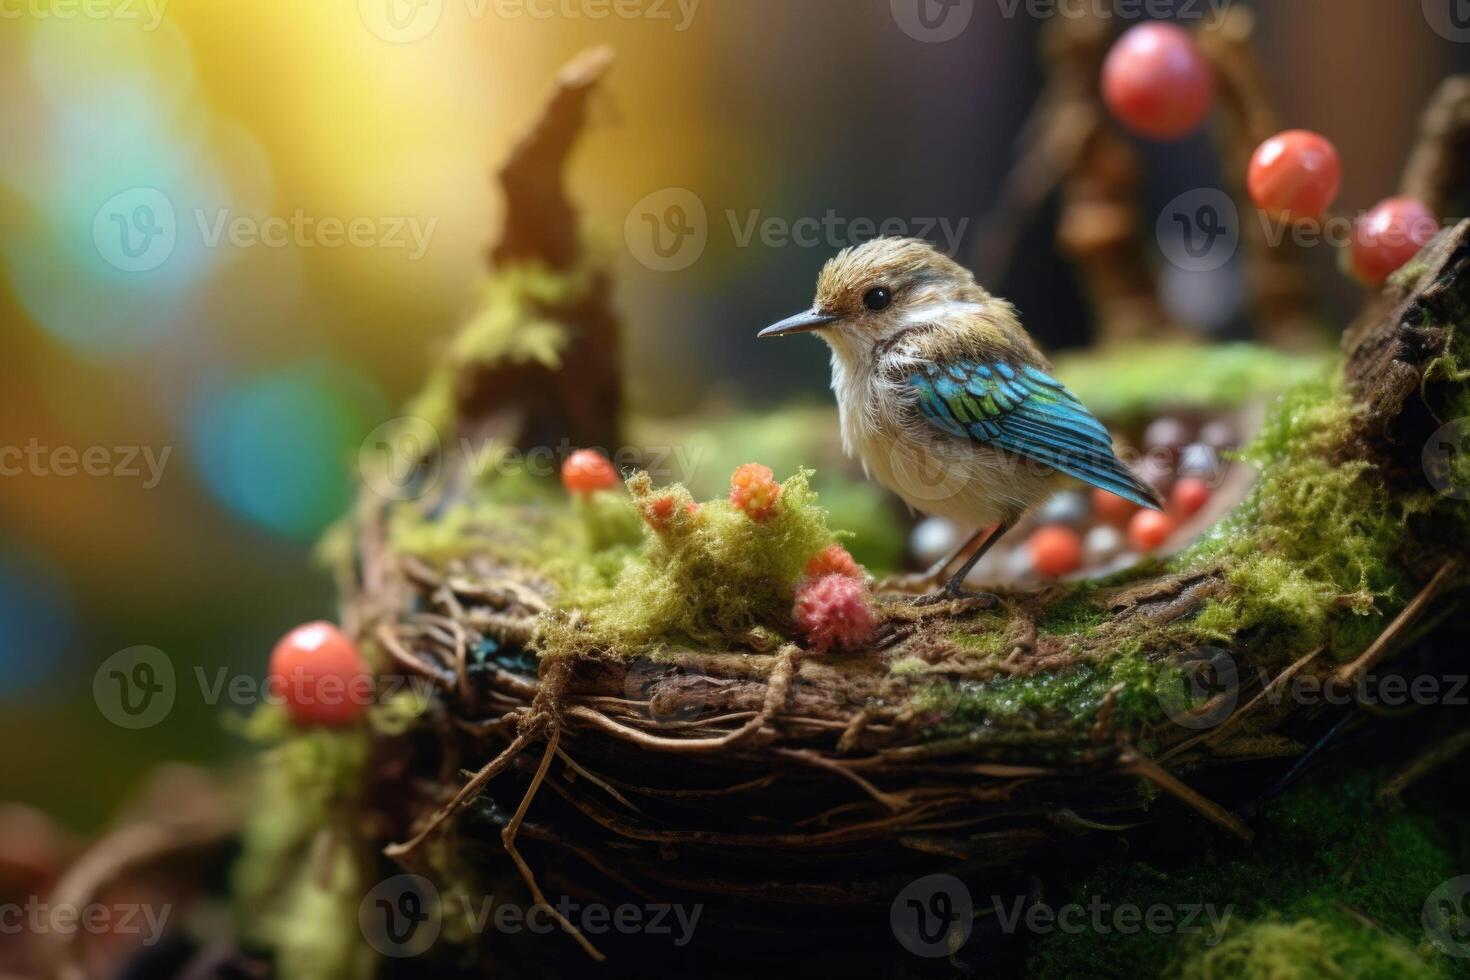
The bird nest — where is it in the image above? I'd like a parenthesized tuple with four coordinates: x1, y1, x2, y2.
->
(264, 50, 1470, 976)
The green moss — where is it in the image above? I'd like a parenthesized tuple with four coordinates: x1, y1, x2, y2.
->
(1053, 343, 1330, 426)
(632, 405, 904, 573)
(1037, 584, 1110, 636)
(538, 468, 839, 656)
(951, 629, 1009, 657)
(1391, 260, 1431, 291)
(890, 655, 933, 677)
(400, 261, 590, 432)
(1027, 771, 1463, 980)
(1177, 375, 1406, 660)
(1172, 917, 1442, 980)
(232, 707, 377, 980)
(387, 466, 643, 592)
(911, 648, 1174, 746)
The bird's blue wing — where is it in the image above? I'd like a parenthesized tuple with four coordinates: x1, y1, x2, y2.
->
(909, 359, 1162, 510)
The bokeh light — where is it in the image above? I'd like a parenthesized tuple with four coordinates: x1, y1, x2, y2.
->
(187, 360, 386, 539)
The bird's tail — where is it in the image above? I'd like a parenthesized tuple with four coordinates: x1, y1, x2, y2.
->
(1114, 465, 1165, 512)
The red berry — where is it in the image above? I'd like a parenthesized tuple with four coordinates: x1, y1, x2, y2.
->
(1351, 197, 1438, 286)
(805, 543, 865, 581)
(1170, 476, 1211, 520)
(1101, 23, 1215, 140)
(729, 463, 780, 521)
(1093, 488, 1139, 526)
(1247, 130, 1341, 221)
(1029, 525, 1083, 578)
(1128, 509, 1176, 552)
(561, 449, 619, 495)
(792, 574, 874, 653)
(269, 622, 370, 727)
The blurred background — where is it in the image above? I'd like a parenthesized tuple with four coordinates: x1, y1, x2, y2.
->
(2, 0, 1466, 829)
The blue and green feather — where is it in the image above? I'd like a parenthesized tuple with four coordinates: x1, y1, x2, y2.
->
(910, 359, 1163, 510)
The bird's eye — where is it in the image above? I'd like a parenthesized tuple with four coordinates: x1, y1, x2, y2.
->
(863, 286, 892, 311)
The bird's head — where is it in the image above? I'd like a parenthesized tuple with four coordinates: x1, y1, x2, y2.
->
(757, 237, 988, 362)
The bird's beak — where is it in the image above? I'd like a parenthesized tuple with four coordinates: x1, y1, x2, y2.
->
(757, 307, 840, 338)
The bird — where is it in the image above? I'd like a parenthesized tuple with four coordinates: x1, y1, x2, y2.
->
(757, 237, 1162, 602)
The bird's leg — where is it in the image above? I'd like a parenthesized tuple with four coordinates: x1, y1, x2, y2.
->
(912, 521, 1011, 606)
(876, 526, 990, 595)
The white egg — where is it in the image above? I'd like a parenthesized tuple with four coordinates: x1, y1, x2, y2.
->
(1084, 524, 1124, 564)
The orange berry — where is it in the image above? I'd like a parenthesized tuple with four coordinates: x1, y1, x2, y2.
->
(805, 543, 865, 581)
(1029, 525, 1083, 578)
(729, 463, 780, 521)
(561, 449, 619, 495)
(1248, 130, 1341, 221)
(269, 622, 371, 727)
(1092, 488, 1139, 526)
(1170, 477, 1211, 520)
(1128, 509, 1176, 553)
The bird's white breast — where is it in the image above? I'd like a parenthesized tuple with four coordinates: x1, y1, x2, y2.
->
(830, 336, 1056, 529)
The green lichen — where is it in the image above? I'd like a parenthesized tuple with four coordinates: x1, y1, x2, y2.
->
(538, 468, 839, 656)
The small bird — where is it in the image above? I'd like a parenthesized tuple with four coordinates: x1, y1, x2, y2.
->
(758, 237, 1162, 601)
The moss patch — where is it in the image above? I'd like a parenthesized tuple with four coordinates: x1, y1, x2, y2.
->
(1037, 585, 1111, 636)
(538, 469, 839, 655)
(403, 262, 587, 432)
(1177, 376, 1407, 661)
(1172, 917, 1441, 980)
(632, 405, 904, 573)
(232, 707, 376, 980)
(910, 647, 1175, 749)
(1026, 770, 1463, 980)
